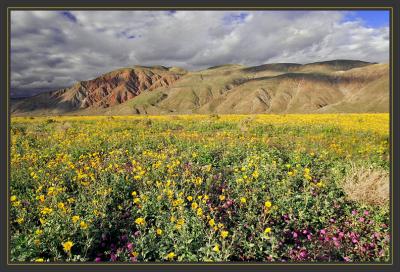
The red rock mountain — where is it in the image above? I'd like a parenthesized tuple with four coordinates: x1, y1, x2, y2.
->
(11, 65, 186, 113)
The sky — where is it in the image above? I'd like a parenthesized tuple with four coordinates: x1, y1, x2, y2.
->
(10, 10, 390, 97)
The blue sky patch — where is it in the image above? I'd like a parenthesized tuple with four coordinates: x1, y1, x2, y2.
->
(223, 12, 249, 25)
(119, 30, 138, 40)
(60, 11, 77, 23)
(344, 11, 389, 28)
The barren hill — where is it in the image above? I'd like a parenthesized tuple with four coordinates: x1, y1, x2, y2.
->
(11, 65, 186, 115)
(11, 60, 389, 115)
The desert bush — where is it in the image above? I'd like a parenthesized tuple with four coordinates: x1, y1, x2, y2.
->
(342, 164, 389, 207)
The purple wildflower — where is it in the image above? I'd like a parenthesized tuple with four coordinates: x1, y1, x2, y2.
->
(127, 242, 133, 251)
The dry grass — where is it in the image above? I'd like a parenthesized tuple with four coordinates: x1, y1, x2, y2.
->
(238, 116, 255, 132)
(342, 164, 389, 207)
(56, 122, 72, 133)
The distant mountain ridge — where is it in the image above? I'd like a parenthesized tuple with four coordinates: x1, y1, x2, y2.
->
(11, 60, 389, 115)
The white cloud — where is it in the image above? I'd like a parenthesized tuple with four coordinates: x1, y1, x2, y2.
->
(10, 10, 389, 97)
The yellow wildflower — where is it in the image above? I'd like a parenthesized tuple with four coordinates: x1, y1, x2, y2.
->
(62, 241, 74, 252)
(79, 221, 88, 230)
(176, 218, 185, 229)
(135, 217, 145, 226)
(252, 171, 259, 178)
(221, 230, 229, 239)
(47, 187, 55, 195)
(209, 218, 215, 227)
(131, 251, 139, 257)
(264, 201, 272, 208)
(40, 207, 53, 215)
(166, 252, 175, 260)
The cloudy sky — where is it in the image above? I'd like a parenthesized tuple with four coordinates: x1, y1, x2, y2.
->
(10, 10, 389, 97)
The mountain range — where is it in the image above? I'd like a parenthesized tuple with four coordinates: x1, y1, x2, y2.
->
(11, 60, 389, 115)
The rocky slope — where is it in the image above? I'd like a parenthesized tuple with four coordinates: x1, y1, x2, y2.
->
(11, 60, 389, 115)
(11, 65, 186, 114)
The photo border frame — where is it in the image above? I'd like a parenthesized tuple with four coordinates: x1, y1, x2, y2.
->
(1, 1, 398, 271)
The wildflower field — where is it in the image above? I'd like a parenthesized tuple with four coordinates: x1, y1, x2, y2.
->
(10, 114, 390, 262)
